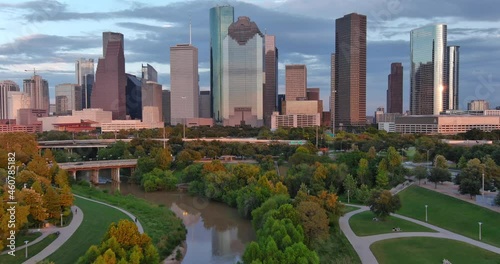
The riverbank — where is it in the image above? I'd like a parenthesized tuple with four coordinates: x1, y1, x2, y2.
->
(72, 184, 187, 259)
(164, 241, 187, 264)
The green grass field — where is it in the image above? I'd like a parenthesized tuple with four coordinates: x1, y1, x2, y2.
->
(45, 196, 130, 264)
(343, 205, 361, 214)
(15, 232, 42, 246)
(371, 237, 500, 264)
(397, 185, 500, 247)
(315, 226, 361, 264)
(0, 233, 58, 264)
(349, 211, 435, 236)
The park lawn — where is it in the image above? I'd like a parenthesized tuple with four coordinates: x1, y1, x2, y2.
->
(343, 205, 360, 214)
(397, 185, 500, 247)
(315, 226, 361, 264)
(0, 233, 58, 264)
(15, 232, 42, 246)
(45, 196, 130, 264)
(349, 211, 435, 236)
(371, 237, 500, 264)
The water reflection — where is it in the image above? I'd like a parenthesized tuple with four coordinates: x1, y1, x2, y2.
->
(100, 183, 255, 264)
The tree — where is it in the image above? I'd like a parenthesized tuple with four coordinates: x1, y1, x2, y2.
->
(368, 190, 401, 220)
(367, 146, 377, 159)
(296, 201, 329, 245)
(413, 166, 428, 185)
(457, 156, 467, 169)
(386, 147, 402, 172)
(343, 174, 357, 196)
(356, 158, 370, 185)
(376, 170, 389, 189)
(428, 167, 451, 189)
(434, 155, 448, 169)
(355, 184, 371, 205)
(459, 178, 481, 199)
(154, 148, 172, 170)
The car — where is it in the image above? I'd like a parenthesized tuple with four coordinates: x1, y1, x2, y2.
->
(75, 162, 84, 165)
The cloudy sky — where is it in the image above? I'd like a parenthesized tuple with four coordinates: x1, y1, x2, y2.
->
(0, 0, 499, 114)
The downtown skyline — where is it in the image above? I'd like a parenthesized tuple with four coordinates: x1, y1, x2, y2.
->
(0, 0, 499, 114)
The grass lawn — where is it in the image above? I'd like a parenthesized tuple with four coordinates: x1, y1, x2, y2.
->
(371, 237, 500, 264)
(46, 196, 130, 264)
(15, 232, 42, 246)
(0, 233, 58, 264)
(397, 185, 500, 247)
(72, 185, 186, 258)
(315, 226, 361, 264)
(349, 211, 435, 236)
(343, 205, 361, 214)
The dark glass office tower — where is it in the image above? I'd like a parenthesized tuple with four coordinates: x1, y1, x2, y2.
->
(91, 32, 126, 119)
(335, 13, 367, 127)
(264, 34, 278, 127)
(387, 63, 403, 114)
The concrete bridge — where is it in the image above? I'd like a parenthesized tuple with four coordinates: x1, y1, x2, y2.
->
(58, 159, 137, 184)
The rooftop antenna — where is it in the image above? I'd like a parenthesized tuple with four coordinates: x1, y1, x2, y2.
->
(189, 16, 192, 45)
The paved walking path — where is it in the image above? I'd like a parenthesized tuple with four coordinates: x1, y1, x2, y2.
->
(74, 194, 144, 233)
(339, 204, 500, 264)
(24, 205, 83, 264)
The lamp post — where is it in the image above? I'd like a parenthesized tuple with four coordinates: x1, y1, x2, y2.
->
(479, 222, 482, 240)
(24, 240, 29, 258)
(60, 213, 63, 227)
(425, 204, 428, 222)
(482, 173, 485, 196)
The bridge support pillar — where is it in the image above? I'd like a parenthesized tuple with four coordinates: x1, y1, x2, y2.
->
(91, 169, 99, 184)
(130, 167, 135, 176)
(111, 168, 120, 183)
(71, 170, 76, 180)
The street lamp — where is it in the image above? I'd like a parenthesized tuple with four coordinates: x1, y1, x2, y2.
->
(478, 222, 482, 240)
(425, 205, 428, 222)
(482, 173, 485, 196)
(60, 213, 63, 227)
(24, 240, 29, 258)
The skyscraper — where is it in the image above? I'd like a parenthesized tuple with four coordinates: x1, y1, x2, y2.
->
(55, 83, 82, 115)
(447, 46, 460, 110)
(0, 80, 20, 119)
(210, 5, 234, 122)
(330, 53, 336, 131)
(199, 91, 211, 118)
(23, 75, 49, 113)
(387, 63, 403, 114)
(142, 81, 163, 122)
(221, 16, 264, 127)
(410, 24, 447, 115)
(264, 34, 278, 127)
(335, 13, 367, 127)
(170, 44, 199, 125)
(91, 32, 126, 120)
(75, 58, 94, 109)
(285, 65, 307, 101)
(162, 90, 171, 124)
(7, 91, 30, 120)
(125, 74, 142, 120)
(142, 64, 158, 83)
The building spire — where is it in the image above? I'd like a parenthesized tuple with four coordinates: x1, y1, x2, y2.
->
(189, 16, 192, 45)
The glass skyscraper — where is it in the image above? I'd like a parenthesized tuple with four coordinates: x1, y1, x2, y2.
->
(222, 16, 264, 127)
(447, 45, 460, 110)
(410, 24, 447, 115)
(210, 5, 234, 122)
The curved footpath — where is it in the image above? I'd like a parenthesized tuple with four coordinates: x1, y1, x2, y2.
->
(73, 194, 144, 233)
(25, 205, 83, 264)
(21, 194, 143, 264)
(339, 204, 500, 264)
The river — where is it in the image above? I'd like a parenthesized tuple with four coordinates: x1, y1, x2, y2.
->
(100, 183, 255, 264)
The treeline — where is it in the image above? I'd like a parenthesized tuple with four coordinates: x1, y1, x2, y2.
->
(0, 133, 74, 252)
